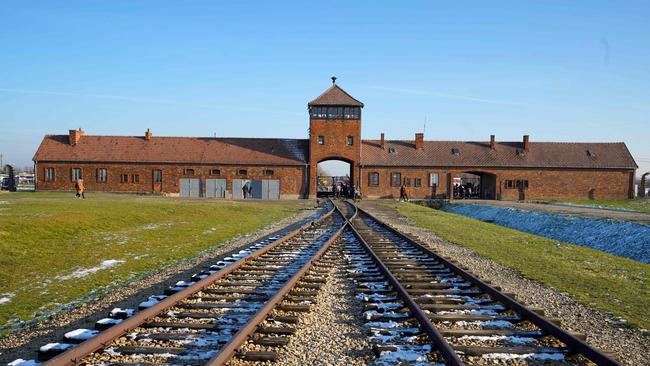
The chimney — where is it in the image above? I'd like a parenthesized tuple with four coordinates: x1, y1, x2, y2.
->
(69, 128, 84, 146)
(415, 132, 424, 150)
(523, 135, 530, 151)
(490, 135, 496, 150)
(380, 133, 385, 149)
(145, 128, 153, 141)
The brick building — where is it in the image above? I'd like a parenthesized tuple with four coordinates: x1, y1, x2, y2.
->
(33, 79, 638, 200)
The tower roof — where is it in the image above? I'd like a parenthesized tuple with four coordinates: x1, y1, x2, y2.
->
(308, 84, 364, 107)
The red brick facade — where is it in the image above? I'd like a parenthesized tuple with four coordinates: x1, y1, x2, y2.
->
(360, 166, 635, 200)
(36, 162, 307, 198)
(33, 81, 637, 200)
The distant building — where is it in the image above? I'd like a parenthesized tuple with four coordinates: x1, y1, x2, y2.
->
(33, 80, 638, 200)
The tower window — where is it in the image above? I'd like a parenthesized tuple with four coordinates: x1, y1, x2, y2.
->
(318, 136, 324, 145)
(347, 136, 353, 146)
(310, 106, 360, 119)
(184, 169, 195, 175)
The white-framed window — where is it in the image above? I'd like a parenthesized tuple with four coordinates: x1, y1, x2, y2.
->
(45, 168, 55, 182)
(429, 173, 439, 187)
(71, 168, 82, 181)
(317, 136, 324, 145)
(347, 136, 354, 145)
(154, 170, 163, 183)
(97, 168, 107, 183)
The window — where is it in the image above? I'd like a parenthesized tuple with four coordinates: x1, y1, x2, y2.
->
(587, 149, 596, 157)
(516, 180, 529, 189)
(347, 136, 354, 146)
(71, 168, 82, 181)
(388, 147, 397, 154)
(97, 168, 107, 183)
(429, 173, 439, 187)
(368, 172, 379, 187)
(45, 168, 55, 182)
(391, 172, 401, 187)
(132, 174, 140, 183)
(210, 169, 221, 176)
(184, 169, 195, 175)
(516, 148, 526, 156)
(317, 136, 324, 145)
(414, 178, 422, 187)
(238, 169, 248, 175)
(120, 174, 129, 183)
(451, 148, 460, 156)
(153, 170, 163, 183)
(310, 106, 360, 119)
(263, 169, 274, 176)
(403, 177, 412, 187)
(505, 180, 514, 189)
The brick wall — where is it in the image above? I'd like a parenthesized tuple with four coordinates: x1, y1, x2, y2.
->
(35, 162, 307, 198)
(360, 166, 634, 200)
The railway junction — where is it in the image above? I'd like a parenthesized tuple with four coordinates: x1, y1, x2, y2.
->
(4, 199, 638, 366)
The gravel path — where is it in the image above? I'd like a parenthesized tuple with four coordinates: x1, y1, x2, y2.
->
(359, 201, 650, 366)
(0, 207, 317, 364)
(272, 241, 372, 366)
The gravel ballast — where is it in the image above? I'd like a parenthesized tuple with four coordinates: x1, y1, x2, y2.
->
(271, 242, 372, 366)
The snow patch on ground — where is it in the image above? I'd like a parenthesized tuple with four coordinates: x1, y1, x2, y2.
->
(0, 292, 15, 305)
(57, 259, 125, 281)
(442, 204, 650, 263)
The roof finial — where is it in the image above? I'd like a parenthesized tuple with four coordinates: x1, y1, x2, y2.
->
(331, 76, 337, 85)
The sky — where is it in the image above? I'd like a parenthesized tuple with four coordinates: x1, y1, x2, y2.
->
(0, 1, 649, 176)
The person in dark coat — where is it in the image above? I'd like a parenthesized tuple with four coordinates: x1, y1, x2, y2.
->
(399, 184, 408, 202)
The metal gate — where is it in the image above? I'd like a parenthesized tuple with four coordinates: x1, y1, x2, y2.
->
(232, 179, 247, 200)
(179, 178, 201, 198)
(205, 179, 227, 198)
(262, 179, 280, 200)
(232, 179, 280, 200)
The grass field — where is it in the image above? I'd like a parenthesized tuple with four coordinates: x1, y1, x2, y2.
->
(0, 192, 309, 330)
(391, 202, 650, 329)
(548, 198, 650, 214)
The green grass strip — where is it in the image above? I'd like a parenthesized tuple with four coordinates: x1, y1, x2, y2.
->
(0, 192, 309, 328)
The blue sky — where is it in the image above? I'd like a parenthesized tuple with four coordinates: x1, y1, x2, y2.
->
(1, 1, 649, 175)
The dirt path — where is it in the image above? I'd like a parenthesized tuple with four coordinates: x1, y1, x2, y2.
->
(458, 199, 650, 224)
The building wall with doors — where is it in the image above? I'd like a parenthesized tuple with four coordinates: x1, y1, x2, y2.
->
(34, 162, 307, 198)
(360, 166, 635, 200)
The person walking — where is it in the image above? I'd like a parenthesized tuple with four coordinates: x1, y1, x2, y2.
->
(242, 183, 248, 199)
(399, 184, 408, 202)
(75, 179, 85, 199)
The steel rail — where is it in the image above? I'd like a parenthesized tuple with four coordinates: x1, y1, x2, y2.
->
(45, 203, 337, 366)
(354, 204, 622, 366)
(207, 201, 348, 365)
(341, 201, 464, 366)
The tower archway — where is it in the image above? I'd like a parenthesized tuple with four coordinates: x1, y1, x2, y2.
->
(316, 157, 353, 197)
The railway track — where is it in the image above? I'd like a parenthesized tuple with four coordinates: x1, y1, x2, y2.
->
(10, 199, 622, 366)
(338, 200, 621, 366)
(32, 201, 347, 366)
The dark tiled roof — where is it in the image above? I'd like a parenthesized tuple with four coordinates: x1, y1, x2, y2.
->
(33, 135, 309, 165)
(308, 85, 364, 107)
(361, 140, 638, 169)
